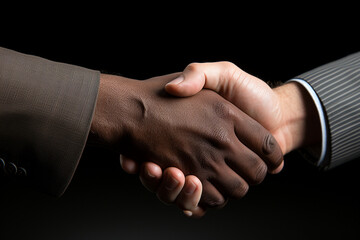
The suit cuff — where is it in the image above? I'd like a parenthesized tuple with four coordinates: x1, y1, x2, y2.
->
(0, 47, 100, 196)
(287, 78, 328, 167)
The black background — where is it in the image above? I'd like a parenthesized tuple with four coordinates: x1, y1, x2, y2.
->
(1, 5, 360, 240)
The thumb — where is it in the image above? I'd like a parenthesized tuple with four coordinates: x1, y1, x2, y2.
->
(165, 62, 239, 97)
(165, 64, 206, 97)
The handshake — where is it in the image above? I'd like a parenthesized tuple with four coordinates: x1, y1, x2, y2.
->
(90, 62, 320, 217)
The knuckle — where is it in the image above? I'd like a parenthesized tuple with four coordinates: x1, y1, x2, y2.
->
(185, 62, 201, 72)
(231, 180, 249, 199)
(242, 155, 268, 185)
(212, 127, 232, 147)
(263, 134, 283, 168)
(220, 61, 237, 69)
(251, 162, 267, 185)
(201, 185, 227, 208)
(213, 101, 234, 119)
(221, 61, 245, 84)
(262, 134, 276, 155)
(198, 156, 218, 172)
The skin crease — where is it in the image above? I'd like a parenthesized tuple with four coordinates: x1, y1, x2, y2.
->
(121, 62, 321, 218)
(91, 72, 283, 212)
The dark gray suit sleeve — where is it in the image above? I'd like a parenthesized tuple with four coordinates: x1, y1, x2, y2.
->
(295, 52, 360, 169)
(0, 47, 100, 196)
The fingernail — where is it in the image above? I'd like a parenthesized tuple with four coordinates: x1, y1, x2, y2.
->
(167, 75, 184, 86)
(146, 168, 155, 178)
(183, 210, 193, 217)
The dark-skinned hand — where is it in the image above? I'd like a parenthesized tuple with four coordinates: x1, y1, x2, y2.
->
(91, 73, 283, 210)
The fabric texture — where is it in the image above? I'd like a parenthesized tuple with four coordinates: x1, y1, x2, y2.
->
(295, 52, 360, 169)
(0, 47, 100, 196)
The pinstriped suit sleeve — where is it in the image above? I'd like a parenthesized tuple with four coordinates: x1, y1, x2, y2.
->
(0, 47, 100, 196)
(295, 52, 360, 169)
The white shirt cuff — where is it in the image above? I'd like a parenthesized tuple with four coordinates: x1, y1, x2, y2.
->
(288, 79, 327, 166)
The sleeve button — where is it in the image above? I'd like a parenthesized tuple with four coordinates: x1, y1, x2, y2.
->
(6, 162, 17, 175)
(17, 167, 27, 177)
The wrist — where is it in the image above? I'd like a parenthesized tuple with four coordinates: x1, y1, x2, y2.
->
(273, 82, 321, 154)
(90, 74, 140, 150)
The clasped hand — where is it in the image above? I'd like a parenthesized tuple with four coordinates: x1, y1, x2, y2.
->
(91, 62, 285, 218)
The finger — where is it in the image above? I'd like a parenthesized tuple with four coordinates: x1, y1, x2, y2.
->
(165, 62, 279, 131)
(139, 162, 163, 192)
(165, 65, 204, 97)
(120, 155, 140, 174)
(165, 62, 228, 97)
(175, 175, 202, 211)
(225, 138, 269, 185)
(200, 181, 227, 209)
(183, 206, 207, 219)
(165, 62, 239, 97)
(268, 161, 284, 174)
(209, 166, 250, 199)
(156, 168, 185, 204)
(177, 175, 207, 218)
(231, 108, 284, 172)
